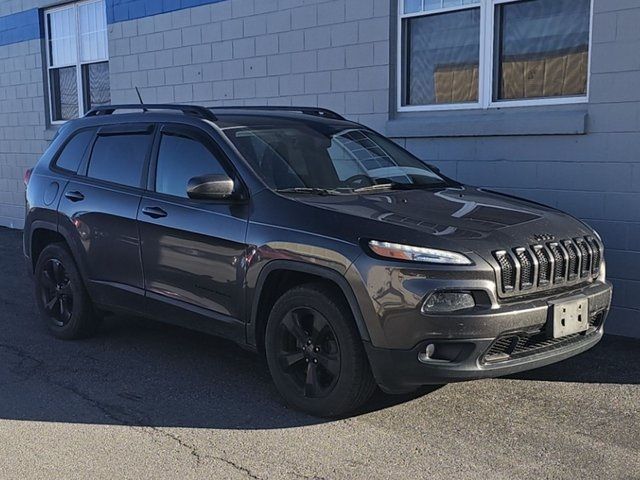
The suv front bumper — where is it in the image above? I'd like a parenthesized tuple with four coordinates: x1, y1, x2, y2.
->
(365, 281, 612, 393)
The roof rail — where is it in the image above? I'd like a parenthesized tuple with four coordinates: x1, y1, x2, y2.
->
(85, 104, 218, 121)
(208, 106, 346, 121)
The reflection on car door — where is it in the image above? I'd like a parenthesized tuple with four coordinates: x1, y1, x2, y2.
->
(137, 123, 250, 341)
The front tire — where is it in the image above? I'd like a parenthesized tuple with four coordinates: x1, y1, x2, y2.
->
(265, 284, 376, 417)
(34, 243, 100, 340)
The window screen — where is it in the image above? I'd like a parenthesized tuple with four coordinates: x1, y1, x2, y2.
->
(403, 8, 481, 106)
(494, 0, 591, 101)
(46, 1, 109, 122)
(88, 134, 151, 188)
(399, 0, 592, 109)
(156, 133, 227, 198)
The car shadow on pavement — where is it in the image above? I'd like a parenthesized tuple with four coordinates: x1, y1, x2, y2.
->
(506, 334, 640, 385)
(0, 310, 446, 429)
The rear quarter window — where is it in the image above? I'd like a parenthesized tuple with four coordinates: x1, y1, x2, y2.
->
(54, 129, 95, 173)
(87, 133, 152, 188)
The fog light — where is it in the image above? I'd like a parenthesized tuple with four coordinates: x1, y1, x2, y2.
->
(418, 343, 436, 362)
(422, 292, 475, 314)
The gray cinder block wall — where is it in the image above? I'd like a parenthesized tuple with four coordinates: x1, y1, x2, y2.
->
(0, 0, 638, 335)
(108, 0, 391, 131)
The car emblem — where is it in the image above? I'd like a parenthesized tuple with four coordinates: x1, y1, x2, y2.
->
(533, 233, 555, 243)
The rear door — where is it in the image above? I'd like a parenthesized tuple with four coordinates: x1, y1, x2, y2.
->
(58, 123, 155, 309)
(137, 123, 249, 340)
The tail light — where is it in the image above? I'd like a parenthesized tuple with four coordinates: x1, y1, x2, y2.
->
(24, 168, 33, 187)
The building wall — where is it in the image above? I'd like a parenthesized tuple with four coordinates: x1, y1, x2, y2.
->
(107, 0, 390, 130)
(0, 36, 51, 229)
(0, 0, 638, 335)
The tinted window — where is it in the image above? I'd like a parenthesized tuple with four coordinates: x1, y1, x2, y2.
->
(87, 133, 151, 187)
(55, 129, 94, 172)
(156, 132, 227, 198)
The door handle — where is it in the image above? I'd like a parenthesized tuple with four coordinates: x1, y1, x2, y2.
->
(142, 206, 168, 219)
(64, 191, 85, 202)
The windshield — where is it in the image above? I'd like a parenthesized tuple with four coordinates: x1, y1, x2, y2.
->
(221, 122, 451, 193)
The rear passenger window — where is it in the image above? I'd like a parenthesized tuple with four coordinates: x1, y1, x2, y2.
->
(155, 132, 227, 198)
(88, 133, 151, 188)
(55, 129, 95, 173)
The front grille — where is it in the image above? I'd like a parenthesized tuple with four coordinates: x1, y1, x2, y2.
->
(587, 237, 601, 276)
(514, 248, 534, 289)
(495, 251, 516, 292)
(493, 236, 602, 297)
(482, 311, 605, 364)
(533, 245, 551, 286)
(564, 240, 580, 280)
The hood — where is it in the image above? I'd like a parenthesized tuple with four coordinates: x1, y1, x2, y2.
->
(292, 186, 593, 256)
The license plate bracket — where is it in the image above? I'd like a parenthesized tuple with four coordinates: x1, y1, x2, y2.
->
(550, 296, 589, 338)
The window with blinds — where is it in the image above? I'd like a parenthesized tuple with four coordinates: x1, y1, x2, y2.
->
(45, 0, 110, 122)
(398, 0, 592, 111)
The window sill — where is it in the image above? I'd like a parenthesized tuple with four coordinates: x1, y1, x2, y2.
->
(385, 106, 588, 138)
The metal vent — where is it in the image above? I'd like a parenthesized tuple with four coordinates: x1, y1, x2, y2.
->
(533, 245, 551, 286)
(548, 242, 567, 283)
(587, 237, 601, 275)
(575, 238, 592, 277)
(564, 240, 580, 280)
(514, 247, 534, 289)
(494, 251, 516, 292)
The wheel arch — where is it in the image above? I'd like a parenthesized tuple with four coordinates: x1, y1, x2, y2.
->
(29, 223, 89, 282)
(248, 260, 371, 352)
(29, 224, 67, 273)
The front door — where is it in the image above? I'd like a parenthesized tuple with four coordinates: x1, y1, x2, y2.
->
(137, 123, 249, 339)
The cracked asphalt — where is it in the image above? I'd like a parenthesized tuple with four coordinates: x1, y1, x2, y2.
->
(0, 227, 639, 480)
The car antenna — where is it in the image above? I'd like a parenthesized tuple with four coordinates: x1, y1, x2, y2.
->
(135, 86, 148, 112)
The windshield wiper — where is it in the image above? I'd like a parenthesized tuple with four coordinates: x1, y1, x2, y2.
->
(353, 182, 448, 193)
(275, 187, 342, 196)
(353, 183, 396, 193)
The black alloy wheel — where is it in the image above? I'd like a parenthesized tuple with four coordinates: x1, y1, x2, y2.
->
(265, 284, 376, 417)
(34, 243, 101, 339)
(276, 307, 341, 398)
(39, 258, 74, 327)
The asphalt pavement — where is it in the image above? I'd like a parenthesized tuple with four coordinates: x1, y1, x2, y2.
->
(0, 227, 638, 479)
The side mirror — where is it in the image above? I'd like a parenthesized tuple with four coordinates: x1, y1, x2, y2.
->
(187, 174, 235, 200)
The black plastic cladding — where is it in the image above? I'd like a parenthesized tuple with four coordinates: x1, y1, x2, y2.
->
(493, 236, 602, 297)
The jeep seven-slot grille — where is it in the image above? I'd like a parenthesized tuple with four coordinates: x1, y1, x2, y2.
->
(493, 237, 602, 296)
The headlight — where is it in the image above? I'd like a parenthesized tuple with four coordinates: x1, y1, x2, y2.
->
(368, 240, 473, 265)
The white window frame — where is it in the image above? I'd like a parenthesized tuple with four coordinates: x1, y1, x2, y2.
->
(396, 0, 594, 112)
(44, 0, 109, 125)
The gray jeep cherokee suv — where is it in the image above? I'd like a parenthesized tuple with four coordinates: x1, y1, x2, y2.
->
(23, 104, 612, 417)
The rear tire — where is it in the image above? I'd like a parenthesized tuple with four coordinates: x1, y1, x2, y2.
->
(265, 283, 376, 417)
(34, 243, 101, 340)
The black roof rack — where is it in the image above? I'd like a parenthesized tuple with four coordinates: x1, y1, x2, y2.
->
(208, 106, 346, 121)
(85, 104, 218, 121)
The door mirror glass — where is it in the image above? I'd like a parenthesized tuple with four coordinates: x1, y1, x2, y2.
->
(187, 174, 235, 200)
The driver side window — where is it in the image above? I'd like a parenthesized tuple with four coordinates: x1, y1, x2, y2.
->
(155, 130, 227, 199)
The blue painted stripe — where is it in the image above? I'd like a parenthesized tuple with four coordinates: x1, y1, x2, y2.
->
(105, 0, 228, 24)
(0, 8, 40, 47)
(0, 0, 230, 47)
